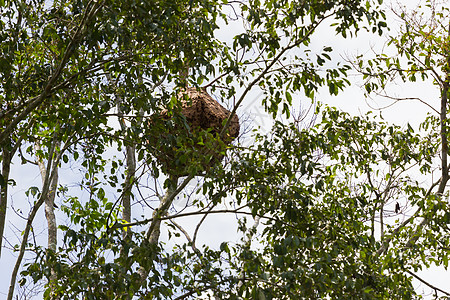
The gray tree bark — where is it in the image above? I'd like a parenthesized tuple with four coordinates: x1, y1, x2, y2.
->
(35, 142, 59, 251)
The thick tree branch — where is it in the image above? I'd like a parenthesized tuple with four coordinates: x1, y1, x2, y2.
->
(404, 40, 450, 249)
(7, 131, 75, 300)
(35, 141, 59, 251)
(0, 120, 34, 257)
(7, 130, 58, 300)
(0, 145, 12, 258)
(35, 139, 59, 297)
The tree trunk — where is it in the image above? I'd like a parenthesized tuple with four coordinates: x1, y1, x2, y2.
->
(119, 144, 135, 275)
(8, 134, 61, 300)
(35, 142, 59, 251)
(35, 141, 59, 299)
(135, 176, 180, 293)
(0, 145, 11, 257)
(122, 144, 135, 230)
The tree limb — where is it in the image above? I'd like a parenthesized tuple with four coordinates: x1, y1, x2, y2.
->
(0, 0, 105, 144)
(7, 131, 75, 300)
(406, 270, 450, 296)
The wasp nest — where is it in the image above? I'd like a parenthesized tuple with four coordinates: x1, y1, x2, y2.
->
(148, 88, 240, 176)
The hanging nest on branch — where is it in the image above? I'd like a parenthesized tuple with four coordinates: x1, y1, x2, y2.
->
(148, 87, 240, 176)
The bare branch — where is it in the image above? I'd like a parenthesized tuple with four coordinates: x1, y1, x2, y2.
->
(406, 270, 450, 296)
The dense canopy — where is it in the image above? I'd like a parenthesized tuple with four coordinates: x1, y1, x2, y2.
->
(1, 0, 450, 299)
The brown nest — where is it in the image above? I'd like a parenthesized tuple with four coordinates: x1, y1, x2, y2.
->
(148, 87, 240, 176)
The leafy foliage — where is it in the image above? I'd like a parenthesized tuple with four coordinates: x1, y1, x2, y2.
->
(6, 0, 450, 299)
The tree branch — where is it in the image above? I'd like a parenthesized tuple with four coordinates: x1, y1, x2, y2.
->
(0, 0, 104, 144)
(7, 131, 75, 300)
(406, 270, 450, 296)
(219, 13, 333, 138)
